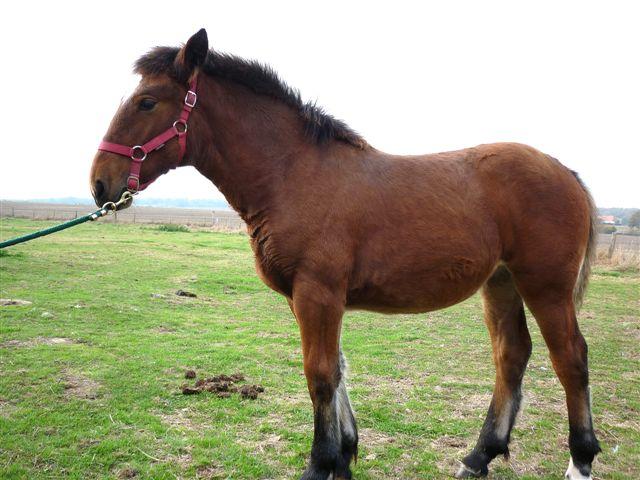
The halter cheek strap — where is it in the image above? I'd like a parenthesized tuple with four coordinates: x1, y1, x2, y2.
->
(98, 75, 199, 193)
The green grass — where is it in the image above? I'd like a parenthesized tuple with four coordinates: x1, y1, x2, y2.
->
(1, 218, 638, 479)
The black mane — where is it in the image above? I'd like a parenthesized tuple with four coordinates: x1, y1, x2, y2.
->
(134, 47, 367, 149)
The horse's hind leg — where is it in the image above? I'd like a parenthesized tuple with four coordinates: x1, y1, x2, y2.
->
(514, 282, 601, 480)
(456, 266, 532, 478)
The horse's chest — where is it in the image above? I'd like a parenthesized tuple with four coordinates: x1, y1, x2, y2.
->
(250, 237, 294, 299)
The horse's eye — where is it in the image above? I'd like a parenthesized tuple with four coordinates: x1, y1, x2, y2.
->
(139, 98, 157, 111)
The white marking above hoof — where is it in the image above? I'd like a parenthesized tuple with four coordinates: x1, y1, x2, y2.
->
(565, 457, 592, 480)
(455, 463, 484, 478)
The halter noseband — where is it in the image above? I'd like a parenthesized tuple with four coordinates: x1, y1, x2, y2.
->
(98, 75, 199, 193)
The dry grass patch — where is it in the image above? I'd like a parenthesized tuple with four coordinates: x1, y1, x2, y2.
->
(159, 408, 200, 432)
(0, 399, 17, 419)
(595, 247, 640, 271)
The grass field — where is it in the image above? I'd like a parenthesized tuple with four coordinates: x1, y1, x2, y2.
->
(1, 218, 638, 479)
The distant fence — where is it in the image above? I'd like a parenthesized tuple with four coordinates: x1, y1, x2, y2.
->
(597, 233, 640, 256)
(2, 204, 639, 252)
(0, 204, 246, 230)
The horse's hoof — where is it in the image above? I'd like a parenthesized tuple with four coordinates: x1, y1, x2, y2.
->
(300, 467, 332, 480)
(454, 463, 487, 478)
(565, 457, 592, 480)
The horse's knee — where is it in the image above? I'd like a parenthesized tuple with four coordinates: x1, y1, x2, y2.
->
(304, 357, 341, 401)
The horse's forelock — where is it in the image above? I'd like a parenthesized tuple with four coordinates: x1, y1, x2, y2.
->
(133, 46, 180, 77)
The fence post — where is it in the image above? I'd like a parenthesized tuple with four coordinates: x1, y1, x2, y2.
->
(607, 232, 617, 259)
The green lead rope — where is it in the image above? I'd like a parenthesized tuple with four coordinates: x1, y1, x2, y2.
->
(0, 192, 133, 249)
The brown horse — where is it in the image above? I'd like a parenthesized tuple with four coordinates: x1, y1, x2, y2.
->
(90, 29, 601, 479)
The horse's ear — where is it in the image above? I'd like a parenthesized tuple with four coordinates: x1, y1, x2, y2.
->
(175, 28, 208, 80)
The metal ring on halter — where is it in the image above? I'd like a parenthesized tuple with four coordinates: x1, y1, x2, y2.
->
(131, 145, 147, 162)
(173, 119, 188, 135)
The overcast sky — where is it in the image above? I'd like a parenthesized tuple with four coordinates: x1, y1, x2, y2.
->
(0, 1, 638, 207)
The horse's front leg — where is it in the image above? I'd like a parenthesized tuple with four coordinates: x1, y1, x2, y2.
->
(291, 279, 357, 480)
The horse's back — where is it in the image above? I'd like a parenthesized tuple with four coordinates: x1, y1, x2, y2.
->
(344, 143, 591, 312)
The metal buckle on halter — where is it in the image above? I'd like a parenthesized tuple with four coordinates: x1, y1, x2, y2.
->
(131, 145, 147, 162)
(173, 119, 188, 135)
(127, 175, 140, 192)
(185, 90, 197, 108)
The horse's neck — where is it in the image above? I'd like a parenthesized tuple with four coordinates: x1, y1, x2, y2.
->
(190, 76, 317, 224)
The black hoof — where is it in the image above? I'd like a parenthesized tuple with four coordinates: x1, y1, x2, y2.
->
(300, 467, 331, 480)
(300, 461, 351, 480)
(455, 463, 488, 478)
(335, 464, 352, 480)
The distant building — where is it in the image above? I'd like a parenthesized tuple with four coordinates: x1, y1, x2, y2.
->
(598, 215, 619, 225)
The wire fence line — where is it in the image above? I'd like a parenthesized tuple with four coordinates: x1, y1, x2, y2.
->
(0, 204, 246, 230)
(597, 232, 640, 255)
(1, 204, 639, 253)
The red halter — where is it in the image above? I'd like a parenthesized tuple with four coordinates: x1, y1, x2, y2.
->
(98, 75, 199, 192)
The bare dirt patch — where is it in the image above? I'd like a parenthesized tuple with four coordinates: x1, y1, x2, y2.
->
(358, 427, 397, 447)
(431, 435, 468, 450)
(62, 372, 101, 400)
(0, 298, 32, 306)
(196, 464, 227, 479)
(117, 467, 139, 478)
(1, 337, 76, 348)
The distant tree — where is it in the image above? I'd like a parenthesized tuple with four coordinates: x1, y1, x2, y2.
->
(629, 210, 640, 229)
(598, 225, 617, 234)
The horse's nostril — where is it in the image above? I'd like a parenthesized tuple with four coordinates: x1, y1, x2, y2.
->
(94, 180, 105, 199)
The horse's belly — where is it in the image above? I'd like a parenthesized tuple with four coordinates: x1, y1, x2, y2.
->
(346, 252, 498, 313)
